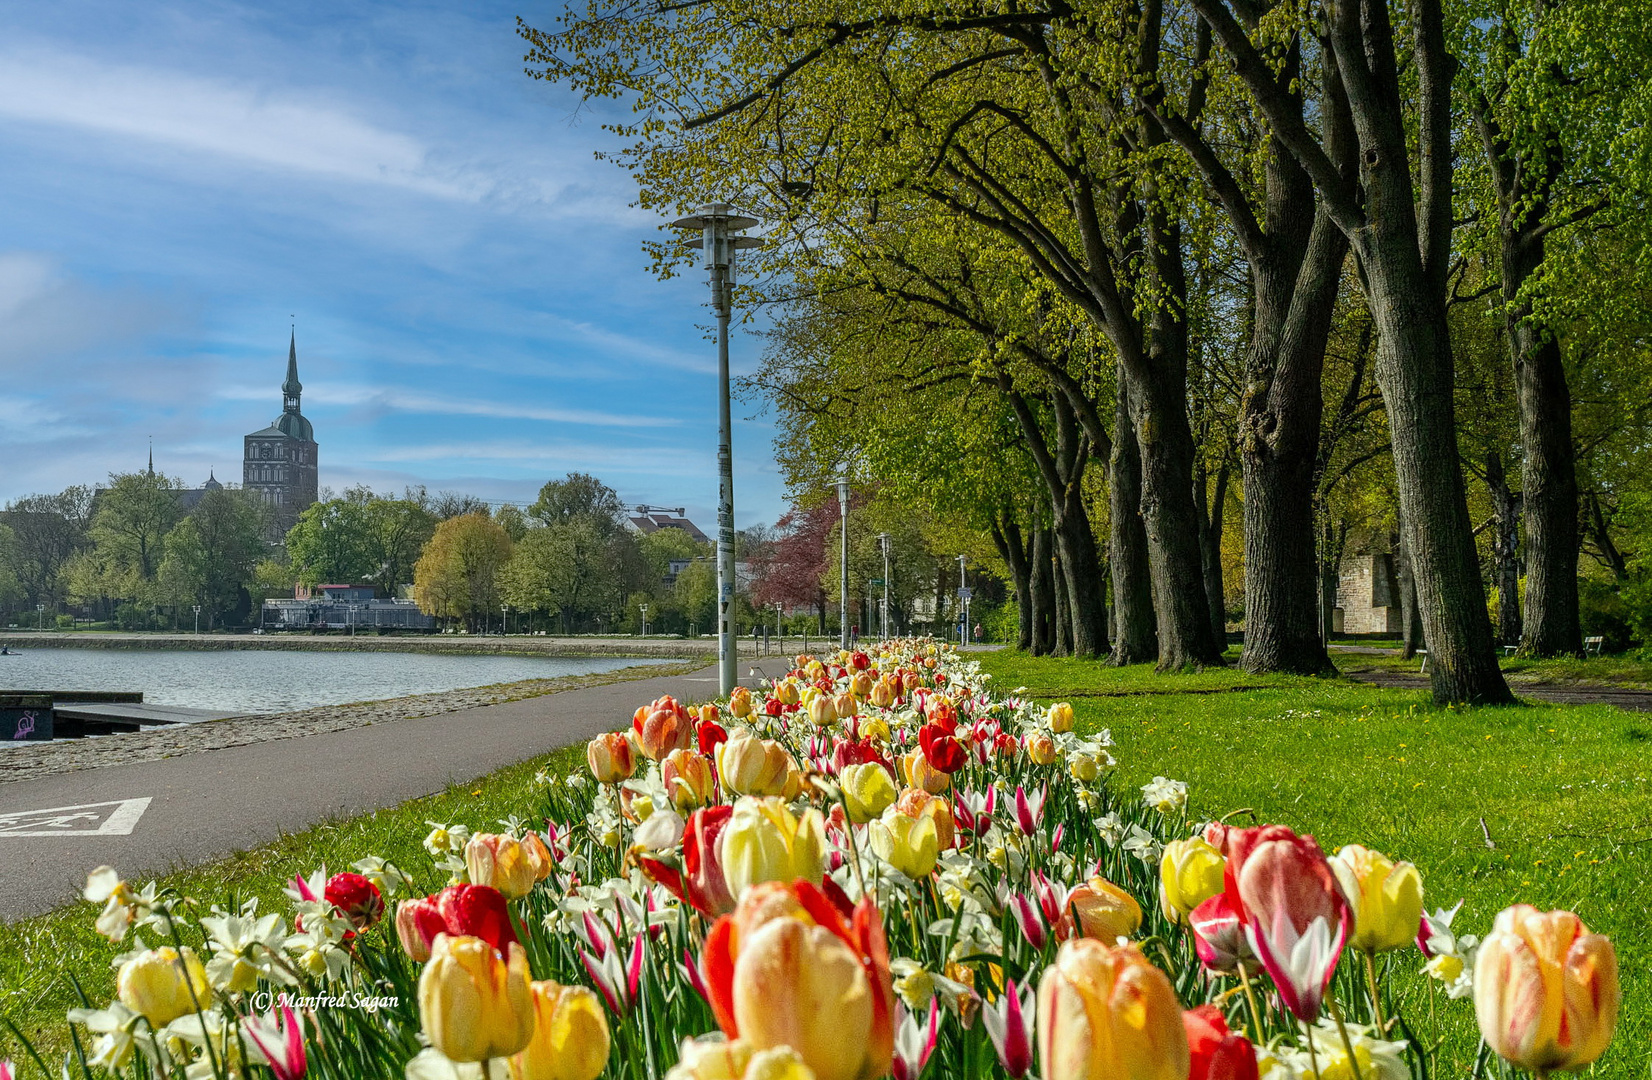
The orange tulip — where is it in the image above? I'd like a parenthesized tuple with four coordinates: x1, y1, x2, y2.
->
(1038, 939, 1190, 1080)
(586, 732, 635, 784)
(850, 671, 874, 700)
(894, 787, 956, 850)
(633, 695, 695, 760)
(701, 881, 894, 1080)
(728, 687, 753, 718)
(1474, 905, 1619, 1074)
(869, 678, 896, 708)
(1024, 732, 1058, 766)
(1058, 877, 1144, 943)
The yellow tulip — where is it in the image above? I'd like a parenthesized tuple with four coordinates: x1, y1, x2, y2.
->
(729, 686, 753, 718)
(1475, 905, 1619, 1074)
(1331, 844, 1425, 953)
(466, 833, 540, 900)
(733, 916, 873, 1080)
(1025, 732, 1059, 766)
(1069, 754, 1100, 783)
(718, 797, 826, 898)
(841, 762, 898, 823)
(1059, 877, 1143, 942)
(663, 748, 718, 811)
(117, 946, 210, 1026)
(869, 678, 896, 709)
(1037, 939, 1190, 1080)
(775, 680, 801, 706)
(419, 934, 536, 1063)
(861, 716, 892, 743)
(717, 729, 792, 797)
(1048, 702, 1076, 733)
(1158, 838, 1226, 924)
(899, 748, 950, 795)
(667, 1037, 817, 1080)
(869, 804, 939, 878)
(508, 982, 610, 1080)
(806, 693, 838, 728)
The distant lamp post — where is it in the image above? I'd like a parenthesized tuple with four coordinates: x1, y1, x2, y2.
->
(639, 603, 650, 638)
(956, 555, 970, 647)
(37, 602, 46, 631)
(836, 475, 852, 649)
(193, 604, 202, 635)
(877, 532, 891, 640)
(669, 204, 761, 696)
(502, 604, 510, 636)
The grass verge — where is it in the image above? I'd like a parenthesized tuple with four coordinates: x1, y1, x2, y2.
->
(978, 650, 1652, 1078)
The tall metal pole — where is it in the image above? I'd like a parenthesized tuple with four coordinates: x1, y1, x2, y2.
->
(671, 205, 758, 695)
(958, 555, 967, 646)
(878, 532, 891, 639)
(837, 477, 851, 649)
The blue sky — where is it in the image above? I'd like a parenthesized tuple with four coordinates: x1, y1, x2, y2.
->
(0, 0, 784, 529)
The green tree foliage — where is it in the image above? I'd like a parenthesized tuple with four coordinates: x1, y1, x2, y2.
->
(157, 490, 268, 628)
(0, 487, 92, 608)
(285, 499, 374, 587)
(89, 472, 183, 590)
(497, 526, 577, 624)
(412, 512, 514, 629)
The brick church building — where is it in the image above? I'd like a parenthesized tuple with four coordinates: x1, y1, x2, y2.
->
(243, 332, 319, 535)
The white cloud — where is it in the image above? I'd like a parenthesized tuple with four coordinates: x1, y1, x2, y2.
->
(0, 47, 481, 200)
(214, 381, 676, 428)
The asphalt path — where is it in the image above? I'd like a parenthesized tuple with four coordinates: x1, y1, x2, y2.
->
(0, 663, 742, 920)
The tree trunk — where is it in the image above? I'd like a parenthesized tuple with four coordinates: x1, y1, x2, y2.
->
(1486, 451, 1523, 646)
(1031, 528, 1056, 655)
(1127, 357, 1223, 669)
(1109, 378, 1157, 665)
(1474, 91, 1583, 658)
(1364, 260, 1511, 701)
(992, 517, 1035, 652)
(1394, 522, 1424, 658)
(1240, 215, 1345, 676)
(1052, 546, 1071, 657)
(1197, 455, 1230, 651)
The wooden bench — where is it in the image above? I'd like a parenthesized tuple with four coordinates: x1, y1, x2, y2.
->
(1585, 635, 1605, 657)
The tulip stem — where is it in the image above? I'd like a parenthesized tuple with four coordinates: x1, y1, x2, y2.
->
(1328, 993, 1366, 1080)
(1363, 950, 1387, 1031)
(1302, 1017, 1323, 1080)
(1237, 965, 1265, 1045)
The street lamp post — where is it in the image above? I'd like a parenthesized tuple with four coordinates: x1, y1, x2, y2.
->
(671, 204, 761, 696)
(639, 603, 649, 638)
(837, 476, 851, 649)
(37, 602, 46, 631)
(193, 604, 202, 635)
(957, 555, 969, 646)
(502, 604, 510, 636)
(877, 532, 891, 640)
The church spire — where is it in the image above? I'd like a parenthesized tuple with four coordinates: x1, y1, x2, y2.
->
(147, 437, 154, 477)
(283, 330, 302, 414)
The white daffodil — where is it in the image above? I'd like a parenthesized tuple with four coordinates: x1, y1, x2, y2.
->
(351, 856, 414, 896)
(1094, 812, 1126, 847)
(1122, 823, 1163, 864)
(200, 905, 292, 992)
(67, 1001, 168, 1072)
(1141, 775, 1189, 814)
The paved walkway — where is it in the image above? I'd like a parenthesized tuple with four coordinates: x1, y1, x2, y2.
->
(0, 664, 739, 920)
(1342, 668, 1652, 711)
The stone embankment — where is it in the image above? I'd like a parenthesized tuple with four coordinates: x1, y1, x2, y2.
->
(0, 660, 701, 785)
(0, 631, 818, 659)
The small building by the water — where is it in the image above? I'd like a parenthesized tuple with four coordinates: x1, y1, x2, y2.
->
(263, 583, 433, 631)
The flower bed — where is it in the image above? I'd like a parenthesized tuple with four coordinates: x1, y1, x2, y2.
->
(18, 639, 1619, 1080)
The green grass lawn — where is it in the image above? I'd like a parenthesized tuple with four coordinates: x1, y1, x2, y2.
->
(0, 742, 585, 1067)
(978, 650, 1652, 1078)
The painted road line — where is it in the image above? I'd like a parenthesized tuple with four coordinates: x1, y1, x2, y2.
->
(0, 796, 152, 837)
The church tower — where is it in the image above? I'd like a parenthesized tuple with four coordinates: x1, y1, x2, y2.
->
(244, 332, 320, 538)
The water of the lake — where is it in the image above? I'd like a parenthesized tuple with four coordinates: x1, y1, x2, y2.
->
(0, 648, 674, 714)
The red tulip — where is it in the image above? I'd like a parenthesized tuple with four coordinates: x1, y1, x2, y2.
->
(919, 724, 967, 774)
(325, 871, 384, 929)
(697, 720, 729, 756)
(395, 884, 518, 961)
(850, 650, 871, 671)
(639, 805, 736, 917)
(1184, 1005, 1259, 1080)
(1225, 826, 1350, 1021)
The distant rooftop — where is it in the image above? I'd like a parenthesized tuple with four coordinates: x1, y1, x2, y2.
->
(627, 514, 711, 545)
